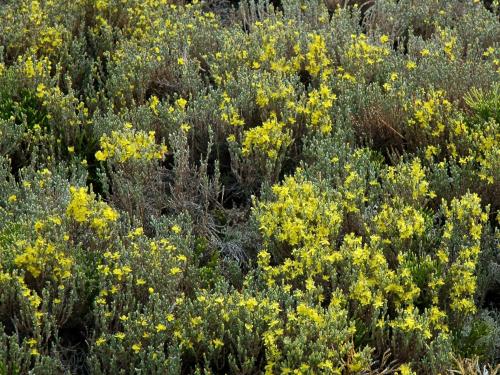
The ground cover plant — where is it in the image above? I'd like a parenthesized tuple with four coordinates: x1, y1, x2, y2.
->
(0, 0, 499, 373)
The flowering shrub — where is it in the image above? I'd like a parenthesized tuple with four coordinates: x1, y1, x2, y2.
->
(95, 124, 167, 163)
(66, 185, 119, 237)
(0, 0, 499, 373)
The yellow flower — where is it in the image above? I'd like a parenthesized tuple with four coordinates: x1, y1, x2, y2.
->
(406, 60, 417, 70)
(156, 323, 167, 332)
(132, 343, 142, 353)
(149, 95, 160, 114)
(67, 186, 91, 222)
(95, 125, 167, 163)
(213, 338, 224, 348)
(191, 316, 202, 326)
(102, 206, 119, 222)
(170, 267, 182, 275)
(8, 194, 17, 202)
(398, 364, 416, 375)
(171, 224, 181, 234)
(176, 97, 187, 110)
(242, 112, 292, 159)
(129, 227, 144, 237)
(36, 83, 46, 99)
(34, 220, 44, 231)
(420, 49, 430, 57)
(483, 46, 495, 57)
(95, 150, 107, 161)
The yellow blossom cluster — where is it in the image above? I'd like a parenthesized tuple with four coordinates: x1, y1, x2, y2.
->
(296, 83, 337, 134)
(305, 33, 333, 78)
(0, 0, 68, 56)
(66, 186, 119, 236)
(409, 89, 453, 139)
(407, 88, 499, 187)
(344, 33, 390, 77)
(242, 112, 292, 160)
(385, 158, 436, 203)
(255, 172, 342, 248)
(15, 236, 73, 281)
(441, 193, 488, 314)
(251, 152, 491, 365)
(95, 124, 167, 163)
(219, 91, 245, 127)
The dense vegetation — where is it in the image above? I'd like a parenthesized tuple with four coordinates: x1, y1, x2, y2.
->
(0, 0, 499, 373)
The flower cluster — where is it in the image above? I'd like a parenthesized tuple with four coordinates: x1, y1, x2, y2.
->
(242, 112, 292, 160)
(15, 236, 73, 282)
(66, 186, 119, 236)
(95, 124, 167, 163)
